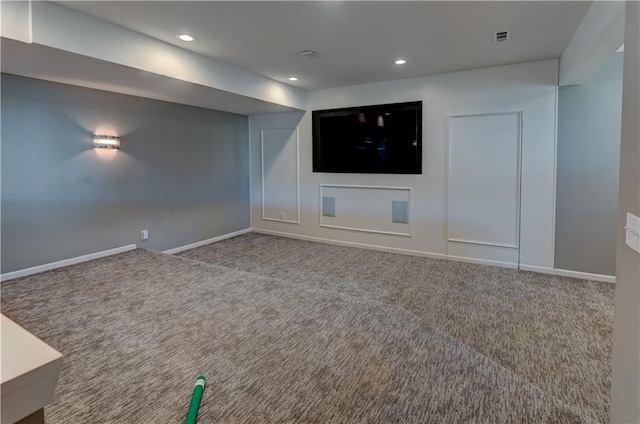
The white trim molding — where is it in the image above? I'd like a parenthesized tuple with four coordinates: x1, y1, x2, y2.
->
(252, 229, 613, 281)
(251, 228, 446, 260)
(260, 127, 300, 225)
(447, 111, 523, 250)
(519, 264, 615, 284)
(447, 238, 519, 249)
(163, 228, 251, 255)
(0, 244, 137, 282)
(319, 184, 412, 237)
(447, 255, 519, 269)
(550, 87, 559, 269)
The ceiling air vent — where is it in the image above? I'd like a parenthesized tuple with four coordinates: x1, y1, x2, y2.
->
(493, 30, 511, 43)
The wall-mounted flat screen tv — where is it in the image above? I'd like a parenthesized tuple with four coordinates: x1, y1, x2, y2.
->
(312, 101, 422, 174)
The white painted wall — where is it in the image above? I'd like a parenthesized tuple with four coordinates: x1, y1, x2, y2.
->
(560, 1, 625, 86)
(2, 1, 306, 112)
(261, 128, 300, 224)
(320, 185, 412, 237)
(250, 60, 558, 268)
(448, 113, 521, 249)
(0, 0, 31, 43)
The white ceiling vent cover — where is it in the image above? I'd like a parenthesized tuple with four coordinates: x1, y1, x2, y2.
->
(493, 30, 511, 43)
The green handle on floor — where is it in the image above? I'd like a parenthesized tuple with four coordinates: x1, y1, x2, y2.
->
(185, 375, 206, 424)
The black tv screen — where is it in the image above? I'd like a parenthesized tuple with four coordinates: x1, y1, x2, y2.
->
(312, 101, 422, 174)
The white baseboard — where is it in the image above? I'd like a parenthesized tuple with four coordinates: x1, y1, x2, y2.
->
(251, 228, 448, 260)
(519, 264, 616, 283)
(163, 228, 252, 255)
(1, 244, 138, 282)
(253, 229, 514, 269)
(447, 255, 518, 269)
(253, 228, 615, 282)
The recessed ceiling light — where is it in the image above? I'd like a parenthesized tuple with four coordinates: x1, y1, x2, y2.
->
(395, 59, 407, 65)
(288, 77, 299, 81)
(177, 34, 196, 42)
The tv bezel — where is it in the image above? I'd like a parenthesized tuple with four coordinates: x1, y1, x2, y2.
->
(312, 101, 423, 175)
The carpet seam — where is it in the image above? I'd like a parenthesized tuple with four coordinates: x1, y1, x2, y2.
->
(163, 249, 602, 424)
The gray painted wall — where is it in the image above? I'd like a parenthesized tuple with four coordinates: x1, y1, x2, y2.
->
(611, 2, 640, 421)
(555, 52, 623, 275)
(1, 74, 250, 273)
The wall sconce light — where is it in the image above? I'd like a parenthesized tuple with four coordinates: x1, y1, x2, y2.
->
(92, 134, 120, 149)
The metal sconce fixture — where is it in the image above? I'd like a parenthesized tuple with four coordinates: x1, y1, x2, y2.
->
(92, 134, 120, 149)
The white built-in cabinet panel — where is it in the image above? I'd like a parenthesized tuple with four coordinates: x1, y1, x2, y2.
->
(448, 112, 522, 263)
(261, 128, 299, 224)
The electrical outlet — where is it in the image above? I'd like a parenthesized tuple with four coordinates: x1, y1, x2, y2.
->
(625, 213, 640, 254)
(140, 230, 149, 241)
(280, 212, 286, 221)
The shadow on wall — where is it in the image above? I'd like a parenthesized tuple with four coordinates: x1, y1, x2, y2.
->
(555, 51, 624, 276)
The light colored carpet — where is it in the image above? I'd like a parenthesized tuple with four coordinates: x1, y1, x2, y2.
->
(177, 233, 614, 424)
(1, 249, 599, 423)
